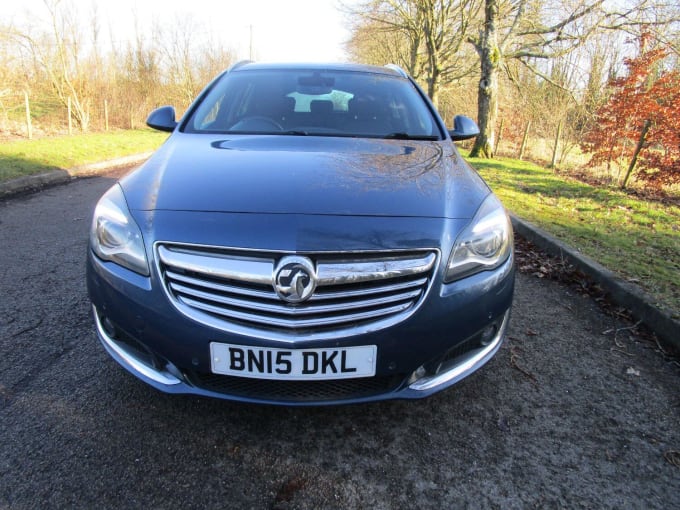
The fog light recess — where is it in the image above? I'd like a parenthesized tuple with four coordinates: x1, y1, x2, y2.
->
(408, 365, 427, 385)
(101, 315, 117, 338)
(480, 323, 498, 346)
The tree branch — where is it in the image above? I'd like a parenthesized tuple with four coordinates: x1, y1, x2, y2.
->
(516, 58, 579, 102)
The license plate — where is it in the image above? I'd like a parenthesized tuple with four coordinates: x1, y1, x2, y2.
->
(210, 343, 377, 381)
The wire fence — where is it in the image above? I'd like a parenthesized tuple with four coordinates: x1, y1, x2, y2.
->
(0, 90, 187, 138)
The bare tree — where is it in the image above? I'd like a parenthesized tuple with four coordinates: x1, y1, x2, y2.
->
(5, 0, 93, 131)
(346, 16, 422, 76)
(468, 0, 680, 158)
(1, 1, 239, 134)
(345, 0, 481, 107)
(155, 15, 235, 109)
(468, 1, 610, 157)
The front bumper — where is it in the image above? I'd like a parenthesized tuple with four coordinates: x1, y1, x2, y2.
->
(88, 246, 514, 406)
(93, 303, 510, 404)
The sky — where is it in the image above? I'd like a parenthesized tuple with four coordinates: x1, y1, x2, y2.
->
(7, 0, 356, 62)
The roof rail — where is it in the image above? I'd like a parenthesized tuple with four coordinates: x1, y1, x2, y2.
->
(228, 60, 253, 72)
(384, 64, 408, 78)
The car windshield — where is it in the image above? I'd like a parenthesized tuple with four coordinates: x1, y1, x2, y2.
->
(184, 69, 442, 140)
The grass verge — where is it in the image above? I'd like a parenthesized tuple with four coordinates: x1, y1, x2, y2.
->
(467, 153, 679, 317)
(0, 130, 168, 182)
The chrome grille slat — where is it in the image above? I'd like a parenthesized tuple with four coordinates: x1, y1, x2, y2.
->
(156, 243, 437, 339)
(165, 270, 279, 301)
(158, 245, 273, 285)
(167, 269, 427, 302)
(316, 253, 436, 285)
(170, 281, 422, 316)
(310, 277, 428, 301)
(179, 295, 412, 329)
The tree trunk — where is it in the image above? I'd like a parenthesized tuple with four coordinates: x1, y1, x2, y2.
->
(423, 3, 440, 109)
(24, 91, 32, 140)
(621, 120, 651, 189)
(470, 0, 500, 159)
(549, 119, 563, 169)
(104, 99, 109, 131)
(494, 117, 504, 155)
(427, 71, 440, 109)
(68, 96, 73, 136)
(518, 120, 531, 160)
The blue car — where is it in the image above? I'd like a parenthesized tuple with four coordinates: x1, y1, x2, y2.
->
(87, 62, 514, 405)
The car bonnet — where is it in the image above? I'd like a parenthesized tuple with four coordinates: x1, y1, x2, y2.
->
(120, 134, 489, 220)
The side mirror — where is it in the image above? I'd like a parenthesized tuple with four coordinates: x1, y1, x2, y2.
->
(146, 106, 178, 132)
(448, 115, 479, 141)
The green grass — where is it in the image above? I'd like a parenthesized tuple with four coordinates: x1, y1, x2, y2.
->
(466, 153, 680, 316)
(0, 129, 168, 181)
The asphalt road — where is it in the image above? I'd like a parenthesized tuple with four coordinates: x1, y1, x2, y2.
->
(1, 173, 678, 509)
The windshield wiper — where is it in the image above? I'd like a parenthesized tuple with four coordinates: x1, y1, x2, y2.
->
(383, 132, 439, 141)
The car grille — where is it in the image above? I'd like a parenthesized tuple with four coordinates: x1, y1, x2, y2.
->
(187, 372, 404, 402)
(156, 243, 437, 340)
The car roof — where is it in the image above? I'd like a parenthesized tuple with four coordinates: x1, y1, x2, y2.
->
(229, 61, 407, 78)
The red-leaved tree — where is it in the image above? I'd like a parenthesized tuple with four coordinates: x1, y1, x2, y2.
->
(582, 35, 680, 188)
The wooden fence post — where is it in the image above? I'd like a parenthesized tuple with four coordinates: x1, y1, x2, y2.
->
(24, 90, 33, 140)
(549, 119, 562, 169)
(494, 117, 504, 156)
(518, 120, 531, 160)
(67, 96, 73, 135)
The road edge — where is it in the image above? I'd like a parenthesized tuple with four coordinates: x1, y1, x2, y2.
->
(511, 215, 679, 352)
(0, 152, 153, 198)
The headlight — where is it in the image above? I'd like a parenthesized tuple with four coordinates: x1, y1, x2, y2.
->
(445, 193, 512, 282)
(90, 184, 149, 276)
